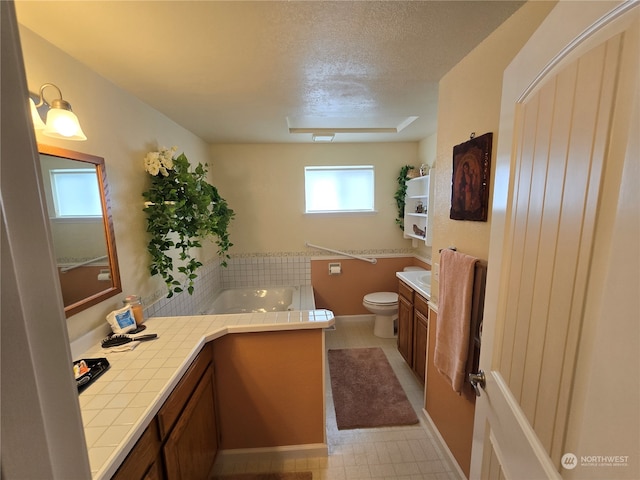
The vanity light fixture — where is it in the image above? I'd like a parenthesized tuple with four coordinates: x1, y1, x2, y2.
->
(312, 133, 335, 142)
(29, 98, 46, 130)
(30, 83, 87, 141)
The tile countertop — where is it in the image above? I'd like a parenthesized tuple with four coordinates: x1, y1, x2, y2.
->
(396, 270, 431, 301)
(75, 309, 335, 480)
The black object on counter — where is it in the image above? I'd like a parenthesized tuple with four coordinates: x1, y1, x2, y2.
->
(74, 358, 110, 394)
(101, 333, 158, 348)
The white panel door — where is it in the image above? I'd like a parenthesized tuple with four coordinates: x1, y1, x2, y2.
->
(469, 3, 639, 479)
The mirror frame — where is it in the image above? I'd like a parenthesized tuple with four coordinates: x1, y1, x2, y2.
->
(39, 144, 122, 317)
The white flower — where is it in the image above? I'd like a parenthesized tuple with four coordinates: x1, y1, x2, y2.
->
(144, 146, 177, 176)
(162, 155, 174, 170)
(144, 152, 161, 175)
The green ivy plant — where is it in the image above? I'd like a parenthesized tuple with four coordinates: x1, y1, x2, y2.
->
(394, 165, 415, 231)
(142, 147, 234, 297)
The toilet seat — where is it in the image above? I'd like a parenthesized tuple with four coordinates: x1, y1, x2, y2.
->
(363, 292, 398, 305)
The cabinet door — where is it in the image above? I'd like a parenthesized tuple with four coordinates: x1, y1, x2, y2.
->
(142, 459, 164, 480)
(112, 419, 162, 480)
(158, 344, 212, 439)
(413, 309, 428, 384)
(397, 294, 413, 365)
(163, 365, 218, 480)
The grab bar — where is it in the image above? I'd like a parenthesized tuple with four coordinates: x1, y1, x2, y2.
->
(60, 255, 108, 273)
(305, 242, 377, 264)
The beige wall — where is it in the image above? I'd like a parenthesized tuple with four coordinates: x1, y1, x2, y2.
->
(429, 1, 556, 303)
(17, 1, 553, 344)
(418, 132, 437, 168)
(18, 25, 424, 342)
(209, 142, 420, 254)
(18, 25, 214, 341)
(208, 141, 429, 317)
(421, 2, 555, 477)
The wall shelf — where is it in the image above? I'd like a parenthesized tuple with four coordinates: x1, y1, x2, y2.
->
(405, 232, 427, 241)
(403, 174, 431, 246)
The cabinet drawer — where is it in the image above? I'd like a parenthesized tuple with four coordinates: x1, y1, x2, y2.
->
(112, 418, 161, 480)
(398, 281, 414, 303)
(157, 344, 212, 439)
(415, 293, 429, 317)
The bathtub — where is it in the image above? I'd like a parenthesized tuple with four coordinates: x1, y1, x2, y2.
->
(203, 285, 315, 314)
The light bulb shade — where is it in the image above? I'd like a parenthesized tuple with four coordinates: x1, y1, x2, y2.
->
(43, 108, 87, 141)
(29, 98, 46, 130)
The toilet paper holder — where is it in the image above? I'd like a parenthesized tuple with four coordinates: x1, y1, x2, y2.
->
(328, 263, 341, 275)
(97, 269, 111, 281)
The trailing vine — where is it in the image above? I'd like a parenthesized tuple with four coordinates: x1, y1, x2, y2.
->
(394, 165, 415, 231)
(142, 147, 234, 297)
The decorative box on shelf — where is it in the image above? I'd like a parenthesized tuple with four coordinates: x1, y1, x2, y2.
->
(403, 174, 431, 245)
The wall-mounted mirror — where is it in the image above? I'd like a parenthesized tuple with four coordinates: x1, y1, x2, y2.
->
(38, 144, 122, 317)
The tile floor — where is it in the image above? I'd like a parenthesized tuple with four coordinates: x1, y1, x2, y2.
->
(210, 316, 462, 480)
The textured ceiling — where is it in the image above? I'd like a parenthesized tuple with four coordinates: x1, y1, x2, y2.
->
(16, 1, 524, 143)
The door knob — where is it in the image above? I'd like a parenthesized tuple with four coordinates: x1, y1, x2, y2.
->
(468, 370, 486, 397)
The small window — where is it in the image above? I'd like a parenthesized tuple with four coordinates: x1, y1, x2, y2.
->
(304, 165, 375, 213)
(50, 169, 102, 217)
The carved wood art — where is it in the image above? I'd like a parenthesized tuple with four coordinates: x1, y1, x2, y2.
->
(450, 132, 492, 222)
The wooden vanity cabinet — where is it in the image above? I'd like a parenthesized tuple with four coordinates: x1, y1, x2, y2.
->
(412, 293, 429, 383)
(397, 280, 429, 383)
(163, 364, 217, 479)
(144, 460, 164, 480)
(111, 343, 218, 480)
(157, 343, 212, 439)
(397, 281, 414, 365)
(112, 418, 163, 480)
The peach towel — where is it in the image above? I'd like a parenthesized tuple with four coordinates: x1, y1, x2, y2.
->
(434, 249, 477, 393)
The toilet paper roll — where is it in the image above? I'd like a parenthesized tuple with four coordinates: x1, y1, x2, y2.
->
(97, 272, 111, 281)
(330, 265, 341, 275)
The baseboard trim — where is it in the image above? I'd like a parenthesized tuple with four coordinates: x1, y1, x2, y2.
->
(218, 443, 328, 461)
(422, 408, 466, 480)
(333, 314, 374, 321)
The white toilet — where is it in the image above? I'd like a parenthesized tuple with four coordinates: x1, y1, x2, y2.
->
(363, 266, 426, 338)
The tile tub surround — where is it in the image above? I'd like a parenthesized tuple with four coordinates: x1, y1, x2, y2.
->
(141, 253, 424, 321)
(142, 255, 312, 319)
(76, 309, 335, 479)
(223, 255, 312, 289)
